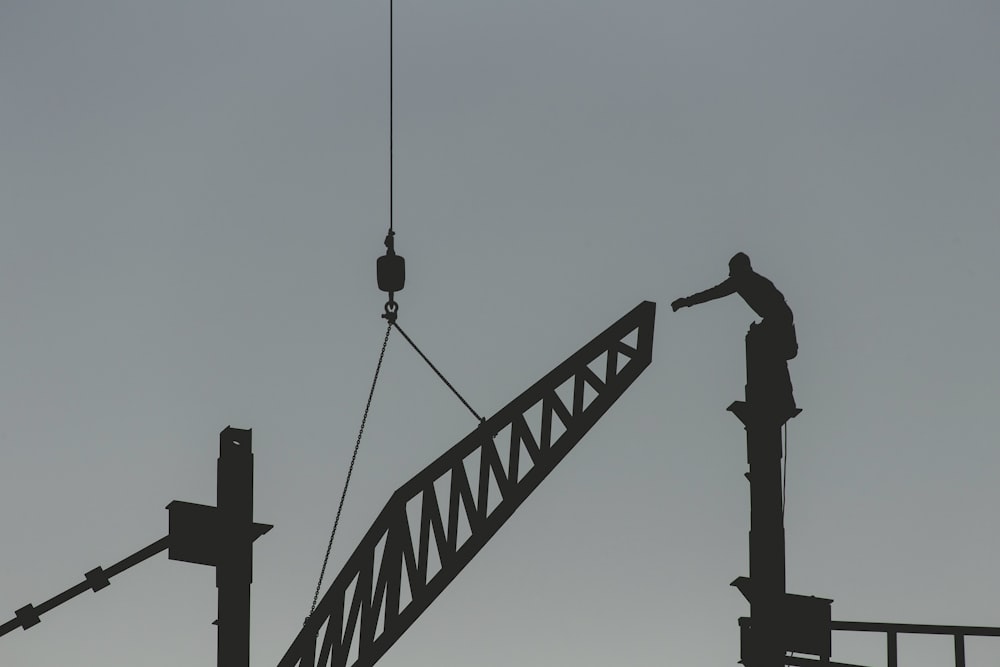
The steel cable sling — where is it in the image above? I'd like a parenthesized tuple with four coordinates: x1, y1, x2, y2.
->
(307, 0, 485, 617)
(307, 318, 484, 618)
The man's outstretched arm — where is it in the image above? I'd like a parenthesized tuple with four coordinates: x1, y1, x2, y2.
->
(671, 279, 736, 311)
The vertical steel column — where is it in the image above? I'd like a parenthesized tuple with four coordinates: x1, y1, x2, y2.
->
(737, 326, 787, 667)
(217, 427, 254, 667)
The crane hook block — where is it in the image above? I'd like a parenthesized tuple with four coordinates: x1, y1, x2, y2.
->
(377, 231, 405, 293)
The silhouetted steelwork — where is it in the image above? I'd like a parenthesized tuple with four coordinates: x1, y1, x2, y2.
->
(168, 427, 273, 667)
(733, 581, 831, 663)
(672, 254, 825, 667)
(729, 322, 809, 667)
(694, 260, 1000, 667)
(1, 428, 272, 664)
(829, 620, 1000, 667)
(277, 301, 655, 667)
(0, 536, 170, 638)
(784, 656, 868, 667)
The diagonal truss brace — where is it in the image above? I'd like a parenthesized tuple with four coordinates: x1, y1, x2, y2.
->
(278, 301, 656, 667)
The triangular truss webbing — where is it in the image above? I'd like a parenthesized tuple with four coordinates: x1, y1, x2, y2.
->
(278, 301, 656, 667)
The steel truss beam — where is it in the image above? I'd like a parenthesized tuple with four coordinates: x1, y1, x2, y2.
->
(278, 301, 656, 667)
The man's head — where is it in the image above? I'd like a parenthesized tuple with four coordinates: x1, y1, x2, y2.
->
(729, 252, 752, 276)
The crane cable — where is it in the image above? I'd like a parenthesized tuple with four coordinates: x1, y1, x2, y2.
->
(389, 0, 394, 235)
(375, 0, 482, 427)
(309, 1, 397, 612)
(308, 0, 485, 618)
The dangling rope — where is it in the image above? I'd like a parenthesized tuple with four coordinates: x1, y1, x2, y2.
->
(781, 421, 788, 520)
(309, 322, 392, 617)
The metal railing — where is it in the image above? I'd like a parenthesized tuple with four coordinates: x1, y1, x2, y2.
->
(818, 620, 1000, 667)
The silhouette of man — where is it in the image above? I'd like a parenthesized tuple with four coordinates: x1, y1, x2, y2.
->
(671, 252, 798, 420)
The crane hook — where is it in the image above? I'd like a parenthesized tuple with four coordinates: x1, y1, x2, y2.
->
(377, 230, 405, 323)
(382, 299, 399, 324)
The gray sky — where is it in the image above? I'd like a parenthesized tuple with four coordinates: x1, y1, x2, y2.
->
(2, 2, 999, 666)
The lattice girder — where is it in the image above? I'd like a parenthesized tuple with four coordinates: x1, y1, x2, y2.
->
(278, 301, 656, 667)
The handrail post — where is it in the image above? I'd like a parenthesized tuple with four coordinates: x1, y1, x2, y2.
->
(886, 632, 897, 667)
(954, 634, 965, 667)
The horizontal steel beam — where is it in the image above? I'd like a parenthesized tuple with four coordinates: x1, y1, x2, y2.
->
(832, 621, 1000, 637)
